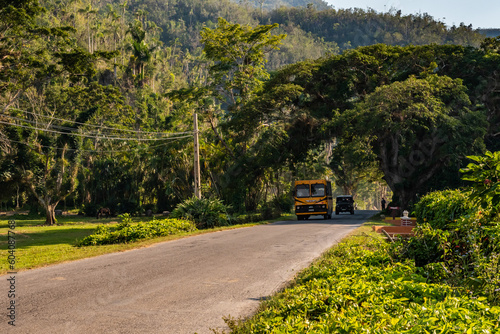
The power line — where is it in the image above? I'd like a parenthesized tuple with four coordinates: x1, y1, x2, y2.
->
(3, 113, 95, 133)
(5, 136, 192, 153)
(3, 108, 193, 137)
(1, 113, 174, 140)
(0, 119, 193, 142)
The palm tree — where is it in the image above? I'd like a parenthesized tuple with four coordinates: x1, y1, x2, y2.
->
(78, 3, 98, 53)
(127, 19, 161, 85)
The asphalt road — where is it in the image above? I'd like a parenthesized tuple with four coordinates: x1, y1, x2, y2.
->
(2, 210, 374, 334)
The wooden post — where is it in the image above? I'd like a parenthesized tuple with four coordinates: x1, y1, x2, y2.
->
(193, 113, 201, 199)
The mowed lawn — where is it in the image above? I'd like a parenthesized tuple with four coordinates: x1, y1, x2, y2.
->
(0, 214, 293, 275)
(0, 215, 153, 274)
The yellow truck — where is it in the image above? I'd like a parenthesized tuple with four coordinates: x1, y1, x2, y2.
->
(293, 179, 333, 220)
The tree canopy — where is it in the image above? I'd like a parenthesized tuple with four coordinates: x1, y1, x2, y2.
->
(1, 0, 500, 219)
(341, 75, 487, 208)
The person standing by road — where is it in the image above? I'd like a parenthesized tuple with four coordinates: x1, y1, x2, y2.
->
(381, 197, 386, 211)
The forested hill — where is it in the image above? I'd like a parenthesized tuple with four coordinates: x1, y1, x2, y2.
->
(480, 29, 500, 37)
(229, 0, 331, 11)
(41, 0, 487, 71)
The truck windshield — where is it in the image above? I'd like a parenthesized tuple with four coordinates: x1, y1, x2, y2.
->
(295, 184, 310, 198)
(311, 184, 325, 197)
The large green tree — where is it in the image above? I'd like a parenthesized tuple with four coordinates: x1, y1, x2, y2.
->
(170, 18, 287, 210)
(342, 75, 487, 208)
(0, 0, 124, 223)
(200, 18, 285, 113)
(328, 136, 380, 196)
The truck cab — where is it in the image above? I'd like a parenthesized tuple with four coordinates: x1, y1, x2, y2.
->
(335, 195, 355, 215)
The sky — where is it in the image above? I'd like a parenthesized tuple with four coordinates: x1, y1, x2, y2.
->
(324, 1, 500, 29)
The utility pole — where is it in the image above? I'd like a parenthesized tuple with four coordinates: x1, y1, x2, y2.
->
(193, 112, 201, 199)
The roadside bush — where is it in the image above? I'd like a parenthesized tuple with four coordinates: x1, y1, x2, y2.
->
(460, 150, 500, 217)
(390, 223, 450, 267)
(395, 198, 500, 303)
(258, 202, 281, 220)
(76, 214, 196, 246)
(414, 189, 476, 229)
(226, 237, 500, 333)
(271, 193, 294, 213)
(170, 197, 231, 229)
(232, 212, 262, 225)
(393, 152, 500, 304)
(81, 203, 101, 217)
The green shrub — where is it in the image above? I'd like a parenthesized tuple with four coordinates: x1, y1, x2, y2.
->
(461, 150, 500, 216)
(390, 223, 450, 267)
(396, 188, 500, 303)
(233, 213, 262, 225)
(76, 216, 196, 246)
(170, 197, 231, 229)
(389, 152, 500, 307)
(414, 189, 476, 229)
(227, 238, 500, 333)
(271, 193, 294, 213)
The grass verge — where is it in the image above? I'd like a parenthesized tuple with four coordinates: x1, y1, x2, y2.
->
(0, 214, 294, 275)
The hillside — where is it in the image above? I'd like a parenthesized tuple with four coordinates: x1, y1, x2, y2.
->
(38, 0, 488, 75)
(479, 29, 500, 37)
(230, 0, 331, 11)
(113, 0, 486, 71)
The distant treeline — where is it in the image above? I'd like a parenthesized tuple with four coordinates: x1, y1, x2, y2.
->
(479, 29, 500, 37)
(96, 0, 489, 70)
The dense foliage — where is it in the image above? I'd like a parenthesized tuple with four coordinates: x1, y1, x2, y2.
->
(171, 197, 232, 229)
(232, 0, 331, 11)
(123, 0, 486, 70)
(1, 0, 500, 223)
(461, 151, 500, 211)
(414, 190, 476, 229)
(225, 237, 500, 333)
(76, 214, 196, 246)
(391, 151, 500, 304)
(342, 75, 487, 208)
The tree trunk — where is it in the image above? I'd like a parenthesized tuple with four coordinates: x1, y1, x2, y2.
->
(342, 184, 352, 195)
(396, 189, 415, 212)
(45, 203, 57, 225)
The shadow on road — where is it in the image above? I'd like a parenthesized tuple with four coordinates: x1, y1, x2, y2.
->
(248, 296, 271, 301)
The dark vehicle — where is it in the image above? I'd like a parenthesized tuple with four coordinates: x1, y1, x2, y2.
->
(335, 195, 354, 215)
